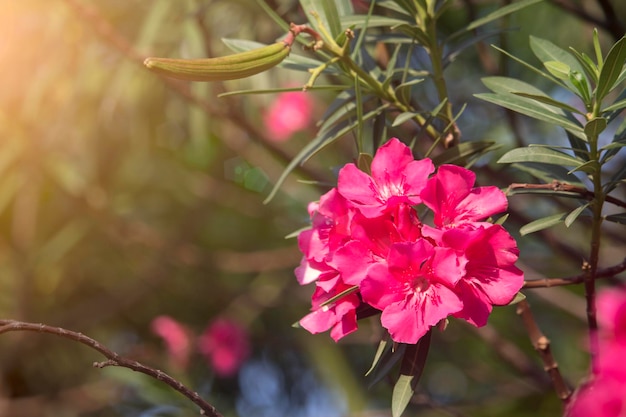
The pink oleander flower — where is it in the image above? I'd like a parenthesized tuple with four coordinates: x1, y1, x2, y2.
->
(567, 287, 626, 417)
(263, 91, 314, 142)
(151, 315, 192, 371)
(199, 318, 250, 377)
(421, 164, 508, 228)
(299, 278, 361, 341)
(338, 138, 434, 218)
(360, 239, 466, 343)
(295, 137, 523, 344)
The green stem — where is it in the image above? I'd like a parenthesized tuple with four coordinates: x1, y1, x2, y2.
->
(585, 110, 604, 374)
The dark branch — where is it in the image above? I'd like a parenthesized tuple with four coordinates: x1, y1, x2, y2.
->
(0, 320, 223, 417)
(524, 257, 626, 288)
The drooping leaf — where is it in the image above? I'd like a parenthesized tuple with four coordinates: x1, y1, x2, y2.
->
(596, 36, 626, 102)
(392, 375, 415, 417)
(482, 76, 549, 96)
(567, 160, 596, 175)
(367, 343, 407, 388)
(564, 203, 590, 227)
(491, 45, 563, 88)
(477, 93, 585, 138)
(217, 85, 347, 98)
(365, 337, 390, 377)
(520, 212, 568, 235)
(498, 146, 585, 166)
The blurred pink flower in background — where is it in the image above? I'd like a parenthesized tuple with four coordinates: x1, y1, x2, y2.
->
(263, 91, 314, 142)
(151, 315, 192, 371)
(198, 318, 251, 377)
(567, 287, 626, 417)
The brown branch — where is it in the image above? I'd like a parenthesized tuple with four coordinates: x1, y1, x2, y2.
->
(523, 257, 626, 288)
(508, 181, 626, 209)
(515, 300, 572, 404)
(0, 320, 223, 417)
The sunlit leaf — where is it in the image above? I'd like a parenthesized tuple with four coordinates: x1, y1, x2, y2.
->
(530, 36, 587, 78)
(569, 70, 592, 105)
(596, 36, 626, 102)
(341, 15, 408, 29)
(498, 146, 585, 166)
(365, 337, 389, 377)
(544, 60, 570, 79)
(392, 375, 414, 417)
(482, 76, 548, 96)
(520, 212, 568, 235)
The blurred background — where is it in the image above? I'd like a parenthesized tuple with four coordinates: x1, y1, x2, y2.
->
(0, 0, 624, 416)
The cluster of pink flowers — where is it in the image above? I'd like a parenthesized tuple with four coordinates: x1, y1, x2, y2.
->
(567, 287, 626, 416)
(296, 138, 524, 344)
(151, 315, 250, 377)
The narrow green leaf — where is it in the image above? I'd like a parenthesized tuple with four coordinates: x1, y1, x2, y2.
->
(392, 375, 414, 417)
(476, 93, 586, 138)
(394, 24, 430, 45)
(498, 146, 584, 166)
(365, 337, 389, 377)
(431, 140, 497, 166)
(568, 47, 599, 84)
(513, 92, 584, 115)
(530, 36, 587, 77)
(569, 71, 592, 105)
(217, 85, 346, 98)
(511, 162, 585, 186)
(264, 103, 389, 203)
(393, 112, 421, 127)
(465, 0, 543, 32)
(606, 212, 626, 225)
(564, 203, 590, 227)
(367, 343, 406, 388)
(567, 160, 596, 175)
(596, 36, 626, 102)
(602, 97, 626, 113)
(584, 117, 608, 138)
(320, 285, 359, 308)
(565, 131, 590, 162)
(320, 0, 342, 38)
(482, 76, 549, 96)
(357, 153, 373, 175)
(341, 15, 408, 29)
(603, 161, 626, 194)
(254, 0, 290, 32)
(544, 60, 570, 79)
(520, 212, 567, 235)
(491, 45, 564, 89)
(495, 213, 510, 225)
(593, 28, 603, 68)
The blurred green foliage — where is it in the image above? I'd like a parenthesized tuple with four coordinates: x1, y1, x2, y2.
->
(0, 1, 624, 417)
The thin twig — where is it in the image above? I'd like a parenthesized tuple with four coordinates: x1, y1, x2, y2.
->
(523, 257, 626, 288)
(515, 300, 572, 404)
(0, 320, 223, 417)
(508, 181, 626, 209)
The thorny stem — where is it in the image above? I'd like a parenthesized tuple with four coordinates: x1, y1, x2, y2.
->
(0, 320, 223, 417)
(516, 300, 572, 404)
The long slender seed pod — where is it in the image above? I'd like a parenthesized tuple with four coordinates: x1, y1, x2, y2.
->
(144, 41, 291, 82)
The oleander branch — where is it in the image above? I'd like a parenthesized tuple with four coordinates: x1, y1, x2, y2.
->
(0, 320, 223, 417)
(515, 300, 572, 404)
(523, 257, 626, 288)
(507, 181, 626, 209)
